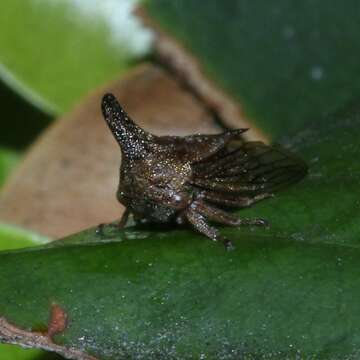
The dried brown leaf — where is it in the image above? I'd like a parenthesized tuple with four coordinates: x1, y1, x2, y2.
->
(0, 64, 221, 238)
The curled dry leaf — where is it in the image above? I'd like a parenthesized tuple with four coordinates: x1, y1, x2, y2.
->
(0, 64, 222, 238)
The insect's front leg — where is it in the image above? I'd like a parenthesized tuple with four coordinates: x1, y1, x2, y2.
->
(118, 208, 130, 228)
(96, 208, 131, 236)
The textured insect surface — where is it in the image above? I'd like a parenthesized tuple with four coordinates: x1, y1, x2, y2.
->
(101, 93, 307, 249)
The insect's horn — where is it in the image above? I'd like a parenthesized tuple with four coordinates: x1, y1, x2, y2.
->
(101, 93, 149, 156)
(101, 93, 136, 133)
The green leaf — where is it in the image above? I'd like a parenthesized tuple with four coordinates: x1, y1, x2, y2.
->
(0, 0, 152, 113)
(0, 104, 359, 359)
(0, 224, 48, 251)
(0, 345, 43, 360)
(0, 343, 63, 360)
(145, 0, 360, 139)
(0, 148, 19, 188)
(0, 225, 49, 359)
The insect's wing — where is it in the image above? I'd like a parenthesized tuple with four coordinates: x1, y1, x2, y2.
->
(190, 140, 307, 203)
(156, 129, 247, 163)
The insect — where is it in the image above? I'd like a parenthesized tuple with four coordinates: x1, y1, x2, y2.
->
(101, 93, 307, 249)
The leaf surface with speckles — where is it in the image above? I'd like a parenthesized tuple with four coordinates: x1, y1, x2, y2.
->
(0, 225, 49, 359)
(145, 0, 360, 139)
(1, 102, 360, 359)
(2, 2, 360, 358)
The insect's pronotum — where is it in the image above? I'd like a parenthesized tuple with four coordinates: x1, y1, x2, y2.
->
(101, 93, 307, 249)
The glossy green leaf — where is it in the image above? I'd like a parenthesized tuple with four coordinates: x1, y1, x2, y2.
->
(0, 224, 48, 251)
(145, 0, 360, 139)
(0, 225, 49, 359)
(0, 0, 152, 113)
(0, 104, 359, 359)
(0, 343, 63, 360)
(0, 345, 43, 360)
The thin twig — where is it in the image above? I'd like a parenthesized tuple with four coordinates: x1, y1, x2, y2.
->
(0, 317, 98, 360)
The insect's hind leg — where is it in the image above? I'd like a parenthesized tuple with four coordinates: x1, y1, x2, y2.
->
(194, 200, 268, 227)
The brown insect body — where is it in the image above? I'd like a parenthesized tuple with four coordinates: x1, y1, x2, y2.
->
(101, 94, 307, 249)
